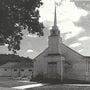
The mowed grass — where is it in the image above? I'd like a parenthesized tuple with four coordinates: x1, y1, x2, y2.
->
(0, 77, 90, 90)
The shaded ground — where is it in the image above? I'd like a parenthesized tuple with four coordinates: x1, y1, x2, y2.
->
(26, 84, 90, 90)
(0, 77, 36, 88)
(1, 77, 90, 90)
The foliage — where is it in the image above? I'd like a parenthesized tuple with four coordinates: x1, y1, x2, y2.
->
(0, 0, 44, 53)
(0, 54, 33, 65)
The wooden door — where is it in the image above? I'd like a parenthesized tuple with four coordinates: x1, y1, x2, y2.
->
(47, 62, 57, 78)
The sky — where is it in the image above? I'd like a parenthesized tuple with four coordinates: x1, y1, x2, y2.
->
(0, 0, 90, 59)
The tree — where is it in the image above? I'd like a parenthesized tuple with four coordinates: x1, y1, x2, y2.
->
(0, 0, 44, 53)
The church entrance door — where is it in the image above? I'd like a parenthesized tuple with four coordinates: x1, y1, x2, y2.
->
(47, 62, 57, 79)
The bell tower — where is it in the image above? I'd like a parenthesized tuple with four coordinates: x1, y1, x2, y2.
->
(48, 5, 62, 54)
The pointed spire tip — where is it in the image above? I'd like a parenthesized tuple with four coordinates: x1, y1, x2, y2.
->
(54, 4, 57, 27)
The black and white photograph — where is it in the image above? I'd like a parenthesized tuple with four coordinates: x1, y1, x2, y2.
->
(0, 0, 90, 90)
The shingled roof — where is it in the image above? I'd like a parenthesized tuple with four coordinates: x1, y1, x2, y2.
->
(0, 62, 32, 68)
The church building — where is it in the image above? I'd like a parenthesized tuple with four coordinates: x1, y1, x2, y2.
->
(33, 6, 90, 81)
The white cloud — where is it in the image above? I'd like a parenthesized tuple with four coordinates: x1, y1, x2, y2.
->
(58, 0, 88, 22)
(39, 0, 88, 39)
(27, 34, 38, 38)
(40, 0, 88, 22)
(78, 36, 90, 41)
(27, 49, 34, 53)
(69, 43, 81, 48)
(39, 0, 54, 22)
(78, 49, 83, 53)
(59, 21, 84, 40)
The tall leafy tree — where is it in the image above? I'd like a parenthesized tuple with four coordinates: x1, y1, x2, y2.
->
(0, 0, 44, 53)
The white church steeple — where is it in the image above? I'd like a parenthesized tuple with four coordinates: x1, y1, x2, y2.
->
(50, 5, 60, 36)
(54, 5, 57, 28)
(48, 5, 62, 54)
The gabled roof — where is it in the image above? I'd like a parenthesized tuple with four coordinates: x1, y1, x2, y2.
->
(0, 62, 32, 68)
(34, 43, 84, 60)
(0, 62, 17, 68)
(62, 43, 84, 57)
(34, 48, 48, 60)
(83, 56, 90, 58)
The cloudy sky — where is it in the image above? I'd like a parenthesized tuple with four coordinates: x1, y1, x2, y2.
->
(0, 0, 90, 59)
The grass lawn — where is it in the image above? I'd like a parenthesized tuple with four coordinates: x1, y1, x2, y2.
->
(1, 77, 90, 90)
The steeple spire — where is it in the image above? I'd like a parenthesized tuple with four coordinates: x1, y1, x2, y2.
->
(54, 4, 57, 27)
(53, 3, 58, 30)
(50, 3, 61, 36)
